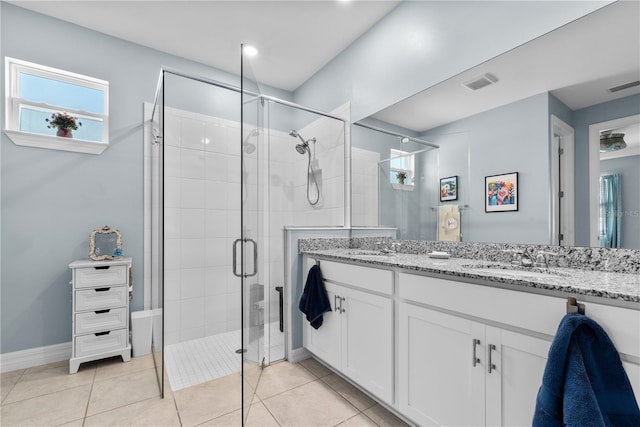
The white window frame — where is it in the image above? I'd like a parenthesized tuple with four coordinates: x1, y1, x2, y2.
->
(390, 148, 415, 187)
(4, 57, 109, 155)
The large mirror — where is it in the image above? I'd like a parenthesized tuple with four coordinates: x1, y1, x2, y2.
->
(352, 1, 640, 249)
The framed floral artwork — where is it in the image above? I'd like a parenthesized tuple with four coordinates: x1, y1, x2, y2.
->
(485, 172, 518, 212)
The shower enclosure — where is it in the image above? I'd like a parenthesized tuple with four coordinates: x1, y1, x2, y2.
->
(351, 122, 439, 239)
(146, 49, 346, 423)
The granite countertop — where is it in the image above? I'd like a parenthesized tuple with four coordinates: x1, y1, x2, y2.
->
(303, 249, 640, 304)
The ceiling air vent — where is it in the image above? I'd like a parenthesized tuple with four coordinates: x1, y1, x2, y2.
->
(608, 81, 640, 93)
(463, 73, 498, 91)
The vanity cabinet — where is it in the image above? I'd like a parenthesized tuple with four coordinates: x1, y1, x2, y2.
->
(69, 258, 132, 374)
(303, 258, 394, 404)
(399, 303, 550, 426)
(398, 272, 640, 426)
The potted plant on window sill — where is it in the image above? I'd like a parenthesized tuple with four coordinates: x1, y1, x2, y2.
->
(396, 171, 408, 185)
(46, 112, 82, 138)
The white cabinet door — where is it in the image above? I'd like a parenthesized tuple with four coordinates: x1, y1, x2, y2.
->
(485, 327, 550, 427)
(399, 303, 485, 426)
(341, 286, 394, 404)
(303, 282, 341, 368)
(621, 360, 640, 406)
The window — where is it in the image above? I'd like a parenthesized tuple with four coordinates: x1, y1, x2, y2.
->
(390, 148, 414, 186)
(5, 57, 109, 154)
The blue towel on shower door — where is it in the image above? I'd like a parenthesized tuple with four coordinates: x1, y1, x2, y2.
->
(299, 264, 332, 329)
(533, 312, 640, 427)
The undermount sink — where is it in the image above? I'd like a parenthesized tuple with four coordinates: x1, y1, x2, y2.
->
(462, 263, 569, 278)
(343, 249, 391, 257)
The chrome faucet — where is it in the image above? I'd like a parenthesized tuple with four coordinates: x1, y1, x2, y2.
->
(502, 248, 533, 267)
(520, 248, 535, 267)
(533, 250, 557, 268)
(503, 248, 557, 268)
(376, 240, 400, 254)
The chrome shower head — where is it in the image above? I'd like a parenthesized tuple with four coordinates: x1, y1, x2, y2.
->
(244, 142, 256, 154)
(289, 129, 315, 155)
(243, 129, 258, 153)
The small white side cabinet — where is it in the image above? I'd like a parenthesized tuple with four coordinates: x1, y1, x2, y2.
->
(69, 258, 132, 374)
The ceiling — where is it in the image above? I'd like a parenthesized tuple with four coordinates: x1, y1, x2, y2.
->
(371, 1, 640, 133)
(6, 0, 638, 143)
(5, 0, 400, 92)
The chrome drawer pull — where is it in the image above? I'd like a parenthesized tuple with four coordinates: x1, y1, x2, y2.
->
(94, 331, 111, 336)
(94, 287, 110, 292)
(488, 344, 497, 374)
(472, 339, 481, 367)
(95, 309, 110, 314)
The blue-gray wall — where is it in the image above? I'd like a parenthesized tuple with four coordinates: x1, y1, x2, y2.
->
(572, 94, 640, 246)
(421, 93, 551, 244)
(548, 93, 574, 126)
(0, 3, 290, 354)
(600, 155, 640, 250)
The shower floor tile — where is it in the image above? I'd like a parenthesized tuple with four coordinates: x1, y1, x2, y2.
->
(164, 322, 285, 391)
(165, 329, 242, 391)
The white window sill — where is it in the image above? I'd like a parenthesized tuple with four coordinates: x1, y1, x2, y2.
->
(4, 129, 108, 155)
(392, 183, 415, 191)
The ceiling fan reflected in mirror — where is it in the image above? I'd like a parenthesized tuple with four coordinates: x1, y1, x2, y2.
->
(599, 131, 627, 152)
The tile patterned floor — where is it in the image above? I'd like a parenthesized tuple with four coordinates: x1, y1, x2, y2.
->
(0, 355, 410, 426)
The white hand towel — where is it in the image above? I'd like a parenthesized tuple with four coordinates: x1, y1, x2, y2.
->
(439, 205, 460, 242)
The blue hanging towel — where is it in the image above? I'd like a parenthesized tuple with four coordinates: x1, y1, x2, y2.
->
(533, 312, 640, 427)
(299, 264, 332, 329)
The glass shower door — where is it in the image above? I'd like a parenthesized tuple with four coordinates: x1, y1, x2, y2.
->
(149, 72, 165, 397)
(239, 44, 265, 423)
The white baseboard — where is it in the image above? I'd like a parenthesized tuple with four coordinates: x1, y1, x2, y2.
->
(0, 342, 72, 373)
(287, 347, 311, 363)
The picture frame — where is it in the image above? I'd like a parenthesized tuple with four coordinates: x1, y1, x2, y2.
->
(485, 172, 518, 212)
(89, 225, 123, 261)
(440, 176, 458, 202)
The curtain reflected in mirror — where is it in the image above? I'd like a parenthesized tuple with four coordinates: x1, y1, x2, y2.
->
(599, 173, 622, 248)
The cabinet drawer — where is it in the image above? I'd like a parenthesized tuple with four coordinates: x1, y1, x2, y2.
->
(75, 286, 127, 311)
(75, 265, 127, 288)
(399, 273, 640, 357)
(74, 329, 128, 358)
(400, 273, 567, 336)
(75, 307, 127, 335)
(309, 259, 393, 295)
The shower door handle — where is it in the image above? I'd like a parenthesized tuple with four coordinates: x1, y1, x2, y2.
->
(245, 238, 258, 277)
(232, 238, 258, 278)
(232, 238, 242, 277)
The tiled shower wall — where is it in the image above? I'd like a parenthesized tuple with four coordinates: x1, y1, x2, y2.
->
(162, 106, 345, 345)
(351, 147, 379, 226)
(163, 107, 244, 345)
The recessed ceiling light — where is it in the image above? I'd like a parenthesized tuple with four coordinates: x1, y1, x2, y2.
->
(243, 45, 258, 57)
